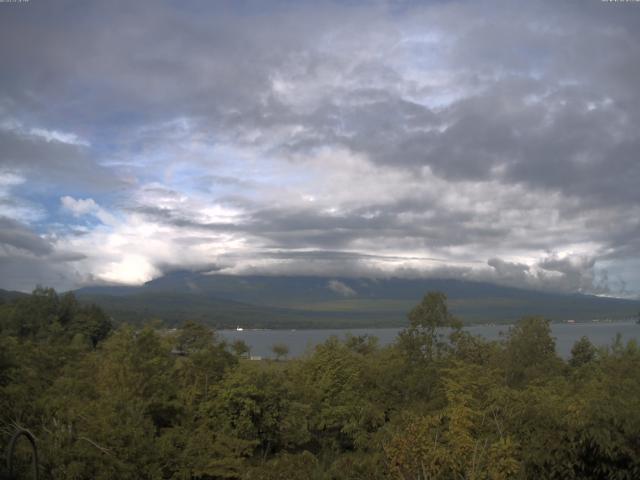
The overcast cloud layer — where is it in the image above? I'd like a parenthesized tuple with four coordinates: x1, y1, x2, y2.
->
(1, 0, 639, 296)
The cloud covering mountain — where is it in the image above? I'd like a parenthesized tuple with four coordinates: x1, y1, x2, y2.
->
(1, 0, 639, 296)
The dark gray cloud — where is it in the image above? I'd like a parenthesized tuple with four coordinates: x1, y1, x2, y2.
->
(128, 205, 245, 233)
(0, 254, 85, 293)
(0, 217, 89, 292)
(0, 128, 124, 193)
(0, 216, 53, 256)
(129, 198, 509, 253)
(485, 254, 613, 296)
(1, 0, 639, 295)
(0, 1, 339, 136)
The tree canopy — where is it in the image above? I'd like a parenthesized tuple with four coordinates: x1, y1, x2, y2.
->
(1, 288, 639, 479)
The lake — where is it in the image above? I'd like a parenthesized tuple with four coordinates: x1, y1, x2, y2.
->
(219, 321, 640, 359)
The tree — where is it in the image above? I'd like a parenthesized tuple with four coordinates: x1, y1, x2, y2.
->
(68, 304, 112, 348)
(0, 287, 112, 347)
(231, 339, 251, 358)
(175, 320, 215, 353)
(211, 362, 311, 459)
(294, 336, 385, 452)
(569, 336, 597, 368)
(504, 316, 562, 387)
(246, 451, 319, 480)
(345, 334, 379, 355)
(398, 291, 461, 362)
(385, 361, 520, 479)
(4, 286, 60, 339)
(40, 326, 178, 478)
(272, 343, 289, 361)
(58, 292, 80, 326)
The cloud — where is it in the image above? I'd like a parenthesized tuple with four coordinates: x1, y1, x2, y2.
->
(328, 280, 357, 297)
(487, 258, 531, 285)
(484, 252, 613, 295)
(0, 170, 45, 222)
(537, 253, 609, 295)
(0, 216, 52, 256)
(61, 196, 99, 216)
(0, 1, 639, 296)
(29, 127, 89, 146)
(0, 126, 124, 195)
(0, 217, 89, 292)
(61, 196, 117, 225)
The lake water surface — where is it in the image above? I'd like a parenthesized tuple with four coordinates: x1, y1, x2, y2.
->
(219, 321, 640, 359)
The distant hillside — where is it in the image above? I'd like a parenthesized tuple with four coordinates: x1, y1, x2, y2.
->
(0, 288, 29, 303)
(72, 272, 640, 329)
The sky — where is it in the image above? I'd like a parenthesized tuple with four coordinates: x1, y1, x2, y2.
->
(0, 0, 639, 296)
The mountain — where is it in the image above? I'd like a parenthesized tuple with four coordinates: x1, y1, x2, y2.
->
(72, 272, 640, 329)
(0, 288, 29, 303)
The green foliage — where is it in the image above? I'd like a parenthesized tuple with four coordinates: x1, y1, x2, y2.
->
(231, 339, 251, 358)
(385, 360, 520, 480)
(174, 320, 216, 353)
(293, 336, 386, 453)
(2, 290, 640, 478)
(503, 316, 563, 387)
(244, 451, 320, 480)
(325, 452, 389, 480)
(209, 361, 312, 456)
(569, 335, 597, 368)
(398, 292, 462, 363)
(271, 342, 289, 360)
(0, 287, 112, 347)
(344, 334, 379, 355)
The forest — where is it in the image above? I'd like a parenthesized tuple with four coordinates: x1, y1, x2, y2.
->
(1, 288, 640, 479)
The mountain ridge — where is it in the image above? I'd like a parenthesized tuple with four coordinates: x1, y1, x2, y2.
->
(72, 272, 640, 328)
